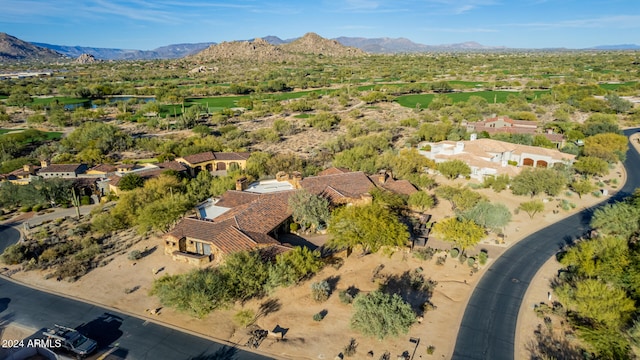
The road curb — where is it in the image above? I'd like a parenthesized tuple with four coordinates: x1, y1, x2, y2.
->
(0, 273, 285, 360)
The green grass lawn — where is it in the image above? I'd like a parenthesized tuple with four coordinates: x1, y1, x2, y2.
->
(0, 128, 23, 135)
(0, 129, 61, 142)
(598, 81, 638, 90)
(396, 90, 550, 108)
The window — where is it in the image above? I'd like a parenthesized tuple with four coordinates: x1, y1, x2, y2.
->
(194, 242, 212, 256)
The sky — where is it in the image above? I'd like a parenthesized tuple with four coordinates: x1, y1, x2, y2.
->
(1, 0, 639, 50)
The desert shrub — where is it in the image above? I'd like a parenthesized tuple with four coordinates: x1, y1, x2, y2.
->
(80, 196, 91, 205)
(289, 222, 299, 232)
(234, 309, 255, 328)
(20, 205, 31, 212)
(413, 247, 435, 261)
(1, 243, 30, 264)
(459, 254, 467, 264)
(128, 250, 142, 261)
(343, 338, 358, 357)
(339, 290, 354, 304)
(32, 204, 44, 212)
(436, 256, 446, 266)
(592, 190, 602, 197)
(450, 248, 459, 258)
(311, 280, 330, 302)
(467, 257, 476, 267)
(313, 311, 325, 321)
(54, 259, 89, 281)
(351, 291, 416, 340)
(427, 345, 436, 355)
(478, 250, 488, 265)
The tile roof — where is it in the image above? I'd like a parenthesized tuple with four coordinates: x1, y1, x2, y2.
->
(301, 171, 375, 200)
(317, 167, 351, 176)
(212, 152, 250, 161)
(38, 164, 84, 173)
(180, 151, 216, 164)
(156, 161, 187, 172)
(89, 164, 116, 173)
(166, 218, 262, 254)
(368, 175, 418, 196)
(178, 151, 250, 165)
(215, 190, 261, 208)
(214, 191, 295, 234)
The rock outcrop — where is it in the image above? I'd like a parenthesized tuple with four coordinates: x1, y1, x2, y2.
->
(75, 53, 98, 63)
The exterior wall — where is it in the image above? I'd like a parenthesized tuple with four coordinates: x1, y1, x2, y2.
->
(39, 172, 78, 178)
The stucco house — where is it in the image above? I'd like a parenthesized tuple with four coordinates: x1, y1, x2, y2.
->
(465, 115, 565, 146)
(419, 138, 575, 180)
(37, 161, 88, 179)
(163, 168, 418, 265)
(0, 164, 40, 185)
(175, 151, 250, 176)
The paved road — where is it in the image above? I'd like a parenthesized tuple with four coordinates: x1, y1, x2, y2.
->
(452, 128, 640, 360)
(0, 225, 20, 254)
(0, 277, 274, 360)
(0, 205, 275, 360)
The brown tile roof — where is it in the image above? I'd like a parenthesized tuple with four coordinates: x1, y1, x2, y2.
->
(216, 190, 260, 208)
(213, 152, 251, 161)
(317, 167, 351, 176)
(180, 151, 216, 165)
(301, 171, 375, 200)
(89, 164, 116, 173)
(38, 164, 85, 174)
(368, 175, 418, 196)
(156, 161, 187, 172)
(214, 191, 295, 234)
(166, 218, 261, 254)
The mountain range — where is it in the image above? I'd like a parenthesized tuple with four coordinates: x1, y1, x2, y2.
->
(1, 32, 639, 62)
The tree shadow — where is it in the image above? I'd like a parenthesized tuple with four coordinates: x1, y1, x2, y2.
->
(525, 324, 584, 360)
(0, 298, 10, 313)
(324, 275, 340, 296)
(257, 298, 281, 319)
(187, 346, 238, 360)
(383, 270, 436, 316)
(141, 245, 157, 258)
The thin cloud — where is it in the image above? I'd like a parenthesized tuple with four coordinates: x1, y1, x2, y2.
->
(504, 15, 640, 29)
(422, 0, 499, 14)
(421, 27, 498, 33)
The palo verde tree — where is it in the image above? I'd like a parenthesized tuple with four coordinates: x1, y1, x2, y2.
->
(436, 159, 471, 180)
(433, 217, 484, 255)
(460, 201, 512, 233)
(518, 200, 545, 219)
(327, 203, 409, 254)
(511, 168, 567, 197)
(288, 189, 330, 231)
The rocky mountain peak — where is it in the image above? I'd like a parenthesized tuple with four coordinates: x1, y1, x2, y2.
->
(75, 53, 98, 63)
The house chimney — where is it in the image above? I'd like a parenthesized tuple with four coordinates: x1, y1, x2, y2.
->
(23, 164, 32, 172)
(276, 171, 289, 182)
(289, 171, 303, 189)
(235, 177, 248, 191)
(378, 170, 388, 184)
(40, 159, 49, 168)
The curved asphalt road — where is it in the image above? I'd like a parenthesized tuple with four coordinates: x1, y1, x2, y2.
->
(452, 128, 640, 360)
(1, 226, 273, 359)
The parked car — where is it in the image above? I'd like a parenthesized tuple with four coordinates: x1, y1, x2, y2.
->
(42, 324, 97, 359)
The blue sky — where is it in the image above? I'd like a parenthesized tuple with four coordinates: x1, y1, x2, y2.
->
(1, 0, 638, 50)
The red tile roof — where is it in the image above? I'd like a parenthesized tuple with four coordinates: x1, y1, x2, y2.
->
(178, 151, 250, 165)
(215, 190, 260, 208)
(317, 167, 351, 176)
(157, 161, 187, 172)
(89, 164, 116, 173)
(214, 191, 295, 234)
(368, 175, 418, 196)
(180, 151, 216, 164)
(38, 164, 85, 174)
(213, 152, 250, 161)
(301, 171, 375, 200)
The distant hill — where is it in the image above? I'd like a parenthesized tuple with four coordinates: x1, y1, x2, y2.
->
(32, 41, 216, 60)
(588, 44, 640, 50)
(281, 33, 365, 56)
(0, 32, 66, 62)
(191, 33, 365, 62)
(335, 37, 506, 53)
